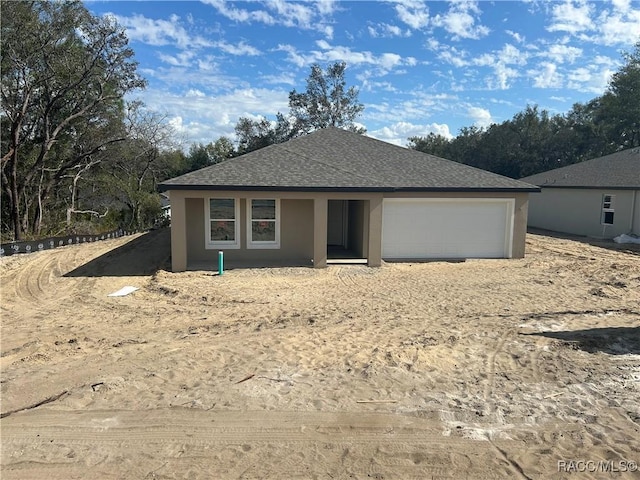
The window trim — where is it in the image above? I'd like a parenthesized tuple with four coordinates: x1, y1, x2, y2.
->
(601, 194, 615, 226)
(205, 197, 241, 249)
(246, 198, 281, 249)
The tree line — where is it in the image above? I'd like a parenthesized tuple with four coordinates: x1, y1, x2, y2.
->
(408, 42, 640, 179)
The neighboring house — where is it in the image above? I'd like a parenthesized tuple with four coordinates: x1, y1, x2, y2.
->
(521, 148, 640, 239)
(159, 127, 539, 271)
(160, 193, 171, 219)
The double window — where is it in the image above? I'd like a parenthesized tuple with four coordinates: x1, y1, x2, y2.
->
(601, 194, 615, 225)
(206, 198, 280, 249)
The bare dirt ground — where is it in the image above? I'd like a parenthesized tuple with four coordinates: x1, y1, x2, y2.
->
(1, 228, 639, 479)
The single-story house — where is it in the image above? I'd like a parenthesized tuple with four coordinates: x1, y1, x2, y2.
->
(159, 127, 539, 271)
(520, 148, 640, 239)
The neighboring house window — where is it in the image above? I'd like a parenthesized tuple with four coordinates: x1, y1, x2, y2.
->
(206, 198, 240, 249)
(601, 194, 615, 225)
(247, 199, 280, 249)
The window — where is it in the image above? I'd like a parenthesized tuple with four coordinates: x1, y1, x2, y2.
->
(206, 198, 240, 248)
(601, 194, 615, 225)
(247, 199, 280, 248)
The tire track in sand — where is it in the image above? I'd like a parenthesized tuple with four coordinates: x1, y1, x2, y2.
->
(483, 328, 514, 411)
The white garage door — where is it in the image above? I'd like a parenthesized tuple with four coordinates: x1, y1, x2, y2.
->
(382, 198, 514, 259)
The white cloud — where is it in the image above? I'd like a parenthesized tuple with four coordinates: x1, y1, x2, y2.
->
(531, 62, 563, 88)
(196, 56, 219, 73)
(545, 0, 640, 46)
(365, 92, 459, 128)
(108, 13, 212, 49)
(202, 0, 336, 36)
(467, 107, 493, 128)
(472, 44, 527, 90)
(275, 44, 313, 68)
(379, 53, 403, 70)
(316, 0, 339, 16)
(368, 22, 412, 38)
(547, 0, 594, 34)
(594, 3, 640, 46)
(261, 72, 297, 86)
(214, 40, 261, 56)
(314, 40, 376, 65)
(202, 0, 275, 24)
(369, 121, 453, 146)
(185, 89, 206, 97)
(323, 25, 334, 40)
(278, 41, 417, 77)
(136, 57, 246, 94)
(540, 44, 583, 64)
(566, 64, 616, 93)
(359, 80, 400, 93)
(268, 0, 314, 28)
(437, 45, 470, 68)
(506, 30, 524, 44)
(432, 1, 490, 40)
(498, 44, 528, 65)
(138, 87, 290, 145)
(393, 0, 430, 30)
(157, 51, 196, 67)
(489, 63, 519, 90)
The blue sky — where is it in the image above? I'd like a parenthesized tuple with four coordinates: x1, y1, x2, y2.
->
(86, 0, 640, 147)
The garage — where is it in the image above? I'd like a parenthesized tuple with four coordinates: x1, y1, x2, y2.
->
(382, 198, 515, 259)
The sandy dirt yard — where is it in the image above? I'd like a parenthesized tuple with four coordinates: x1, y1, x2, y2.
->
(1, 228, 639, 479)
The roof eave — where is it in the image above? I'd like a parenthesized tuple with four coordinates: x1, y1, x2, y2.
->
(535, 185, 639, 190)
(158, 184, 540, 193)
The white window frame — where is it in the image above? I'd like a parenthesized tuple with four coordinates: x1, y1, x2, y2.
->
(601, 194, 615, 225)
(246, 198, 280, 249)
(205, 197, 240, 249)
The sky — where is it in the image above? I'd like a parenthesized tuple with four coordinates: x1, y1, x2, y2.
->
(85, 0, 640, 148)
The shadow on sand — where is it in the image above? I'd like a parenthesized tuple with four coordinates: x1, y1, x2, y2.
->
(522, 326, 640, 355)
(64, 228, 171, 277)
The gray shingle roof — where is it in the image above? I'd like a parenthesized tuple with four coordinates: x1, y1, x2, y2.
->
(160, 127, 539, 192)
(520, 148, 640, 189)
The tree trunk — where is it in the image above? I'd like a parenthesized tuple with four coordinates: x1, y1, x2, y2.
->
(10, 150, 21, 241)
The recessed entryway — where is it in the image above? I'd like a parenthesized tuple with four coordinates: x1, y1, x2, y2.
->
(327, 199, 368, 261)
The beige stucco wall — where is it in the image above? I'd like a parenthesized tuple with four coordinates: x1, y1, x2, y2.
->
(168, 189, 529, 271)
(185, 197, 314, 267)
(169, 190, 384, 271)
(527, 188, 639, 238)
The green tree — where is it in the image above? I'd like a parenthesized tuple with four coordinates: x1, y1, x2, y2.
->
(1, 0, 145, 240)
(186, 137, 235, 171)
(234, 113, 294, 155)
(289, 61, 365, 135)
(407, 133, 452, 158)
(595, 41, 640, 149)
(233, 61, 365, 155)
